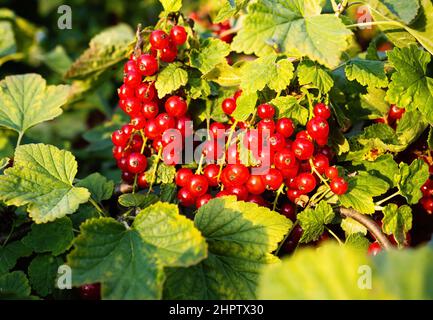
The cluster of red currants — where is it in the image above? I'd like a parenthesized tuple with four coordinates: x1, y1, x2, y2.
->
(175, 98, 349, 212)
(112, 25, 189, 188)
(420, 178, 433, 214)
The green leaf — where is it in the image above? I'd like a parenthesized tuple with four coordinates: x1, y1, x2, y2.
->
(298, 201, 335, 243)
(190, 38, 231, 75)
(203, 62, 242, 87)
(380, 0, 421, 24)
(0, 157, 9, 171)
(41, 45, 72, 75)
(345, 59, 388, 88)
(0, 21, 16, 58)
(358, 87, 390, 119)
(65, 24, 134, 79)
(429, 126, 433, 150)
(231, 0, 352, 68)
(341, 218, 367, 236)
(297, 60, 334, 93)
(28, 254, 63, 297)
(67, 218, 165, 300)
(76, 173, 114, 203)
(145, 155, 177, 185)
(240, 55, 294, 93)
(159, 183, 177, 203)
(118, 193, 159, 208)
(0, 271, 32, 299)
(133, 202, 207, 267)
(382, 204, 412, 246)
(0, 241, 32, 275)
(214, 0, 249, 23)
(395, 110, 428, 147)
(270, 96, 308, 125)
(231, 91, 258, 121)
(386, 45, 433, 124)
(155, 62, 188, 98)
(397, 159, 429, 204)
(22, 217, 74, 256)
(164, 197, 291, 299)
(345, 233, 370, 251)
(0, 144, 90, 223)
(70, 204, 99, 228)
(159, 0, 182, 12)
(359, 154, 399, 188)
(339, 172, 389, 214)
(187, 70, 212, 100)
(0, 74, 70, 135)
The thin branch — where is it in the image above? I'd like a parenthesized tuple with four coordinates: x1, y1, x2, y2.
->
(339, 207, 393, 250)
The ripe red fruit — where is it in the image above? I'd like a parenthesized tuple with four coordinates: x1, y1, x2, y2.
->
(246, 175, 266, 195)
(257, 103, 275, 119)
(209, 122, 226, 138)
(257, 118, 275, 135)
(122, 124, 134, 136)
(124, 60, 139, 74)
(307, 116, 329, 142)
(160, 44, 178, 63)
(367, 242, 382, 256)
(246, 194, 268, 207)
(263, 168, 283, 191)
(296, 130, 311, 141)
(196, 194, 212, 209)
(330, 177, 349, 195)
(175, 168, 193, 187)
(111, 129, 129, 147)
(121, 171, 135, 184)
(155, 113, 176, 132)
(420, 196, 433, 214)
(175, 116, 193, 138)
(165, 96, 188, 118)
(144, 119, 161, 139)
(130, 135, 144, 152)
(274, 148, 297, 171)
(227, 185, 249, 201)
(150, 30, 170, 50)
(325, 166, 339, 180)
(294, 173, 317, 194)
(152, 136, 163, 151)
(269, 133, 286, 153)
(203, 164, 220, 187)
(162, 149, 181, 166)
(118, 84, 135, 100)
(313, 103, 331, 119)
(170, 26, 187, 45)
(137, 54, 159, 76)
(312, 154, 330, 175)
(421, 179, 433, 197)
(276, 118, 295, 138)
(127, 152, 148, 174)
(120, 97, 141, 116)
(130, 114, 147, 130)
(79, 284, 101, 300)
(188, 175, 209, 197)
(234, 90, 242, 100)
(286, 189, 302, 203)
(113, 146, 127, 160)
(280, 203, 296, 221)
(142, 101, 159, 119)
(222, 98, 237, 115)
(216, 190, 231, 198)
(123, 71, 142, 88)
(135, 83, 156, 102)
(117, 157, 129, 171)
(388, 105, 405, 121)
(137, 173, 149, 188)
(178, 187, 195, 207)
(292, 138, 314, 160)
(222, 164, 250, 187)
(280, 160, 300, 179)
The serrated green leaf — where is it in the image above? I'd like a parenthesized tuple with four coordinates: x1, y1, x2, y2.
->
(270, 96, 308, 125)
(345, 233, 370, 251)
(297, 60, 334, 93)
(67, 218, 165, 300)
(70, 203, 99, 228)
(341, 218, 367, 236)
(155, 62, 188, 98)
(359, 154, 399, 188)
(398, 159, 429, 204)
(41, 46, 72, 75)
(298, 201, 335, 243)
(358, 87, 390, 119)
(159, 0, 182, 12)
(386, 46, 433, 124)
(339, 172, 389, 214)
(0, 144, 90, 223)
(22, 217, 74, 256)
(382, 204, 412, 246)
(396, 110, 428, 147)
(0, 241, 32, 275)
(164, 197, 291, 299)
(231, 91, 257, 121)
(28, 254, 63, 297)
(159, 183, 177, 202)
(65, 24, 134, 79)
(190, 38, 231, 75)
(203, 62, 242, 87)
(145, 155, 177, 185)
(118, 193, 159, 208)
(133, 202, 207, 267)
(0, 271, 32, 299)
(345, 59, 388, 88)
(0, 21, 16, 58)
(76, 173, 114, 203)
(231, 0, 352, 68)
(0, 74, 70, 135)
(187, 70, 211, 99)
(240, 55, 294, 93)
(214, 0, 249, 23)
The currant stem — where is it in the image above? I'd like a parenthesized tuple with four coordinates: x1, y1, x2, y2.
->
(16, 132, 24, 150)
(132, 174, 138, 194)
(375, 190, 400, 206)
(89, 197, 107, 217)
(309, 158, 331, 189)
(195, 152, 205, 175)
(139, 130, 147, 154)
(272, 183, 285, 211)
(346, 20, 403, 29)
(325, 226, 343, 245)
(217, 120, 238, 180)
(147, 148, 162, 194)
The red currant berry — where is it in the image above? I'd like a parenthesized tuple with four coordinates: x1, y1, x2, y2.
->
(257, 118, 275, 135)
(263, 168, 283, 191)
(118, 84, 135, 100)
(280, 203, 297, 221)
(367, 242, 382, 256)
(222, 98, 237, 115)
(120, 97, 141, 116)
(79, 284, 101, 300)
(330, 177, 348, 195)
(202, 140, 224, 162)
(388, 105, 405, 121)
(269, 132, 286, 153)
(325, 166, 339, 180)
(111, 129, 129, 147)
(160, 44, 178, 63)
(178, 187, 195, 207)
(209, 122, 226, 139)
(137, 54, 159, 76)
(203, 164, 220, 187)
(162, 149, 181, 165)
(294, 172, 317, 194)
(135, 82, 156, 102)
(222, 164, 250, 187)
(117, 156, 129, 171)
(287, 189, 302, 203)
(257, 103, 275, 119)
(175, 168, 194, 187)
(152, 136, 163, 151)
(150, 30, 170, 49)
(123, 71, 142, 88)
(142, 101, 159, 119)
(276, 118, 295, 138)
(274, 148, 297, 171)
(280, 161, 300, 179)
(137, 173, 149, 189)
(420, 196, 433, 214)
(246, 194, 268, 207)
(421, 179, 433, 197)
(216, 190, 231, 198)
(144, 119, 161, 139)
(196, 194, 212, 209)
(121, 171, 135, 184)
(127, 152, 147, 174)
(170, 26, 187, 46)
(188, 174, 209, 197)
(130, 114, 147, 130)
(292, 138, 314, 160)
(165, 96, 188, 118)
(130, 135, 144, 152)
(312, 154, 330, 175)
(306, 116, 329, 142)
(113, 146, 127, 160)
(234, 90, 242, 100)
(227, 185, 249, 201)
(155, 113, 176, 132)
(124, 60, 138, 74)
(313, 103, 331, 120)
(296, 130, 311, 141)
(175, 116, 193, 138)
(246, 175, 266, 195)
